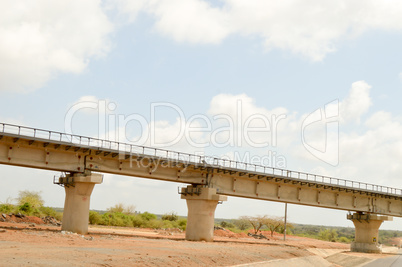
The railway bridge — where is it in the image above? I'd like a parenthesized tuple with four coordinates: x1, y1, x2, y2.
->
(0, 123, 401, 253)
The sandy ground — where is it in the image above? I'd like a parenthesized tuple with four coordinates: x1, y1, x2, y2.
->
(0, 220, 395, 266)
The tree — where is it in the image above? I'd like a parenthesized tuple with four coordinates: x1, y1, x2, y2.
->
(263, 217, 284, 237)
(107, 203, 136, 215)
(318, 228, 338, 242)
(234, 218, 251, 230)
(278, 221, 294, 235)
(241, 215, 266, 234)
(123, 204, 136, 215)
(16, 190, 44, 209)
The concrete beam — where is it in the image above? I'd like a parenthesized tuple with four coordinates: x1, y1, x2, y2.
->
(181, 186, 227, 241)
(211, 173, 402, 217)
(61, 172, 103, 234)
(1, 132, 401, 218)
(0, 135, 86, 172)
(347, 212, 393, 253)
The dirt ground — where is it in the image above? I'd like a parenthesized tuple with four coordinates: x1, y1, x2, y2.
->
(0, 218, 393, 266)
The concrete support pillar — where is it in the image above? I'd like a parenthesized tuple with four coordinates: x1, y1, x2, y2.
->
(347, 212, 392, 253)
(60, 172, 103, 234)
(181, 186, 227, 242)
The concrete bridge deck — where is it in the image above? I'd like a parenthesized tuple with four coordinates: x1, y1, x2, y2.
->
(0, 122, 401, 252)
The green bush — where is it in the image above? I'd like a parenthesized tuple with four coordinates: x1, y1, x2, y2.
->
(220, 221, 235, 228)
(101, 213, 126, 227)
(32, 208, 41, 217)
(107, 203, 136, 215)
(89, 211, 103, 225)
(131, 215, 145, 227)
(147, 219, 163, 229)
(107, 203, 125, 214)
(39, 206, 55, 216)
(85, 206, 188, 230)
(0, 203, 15, 213)
(177, 218, 187, 230)
(161, 212, 179, 221)
(338, 236, 350, 243)
(18, 202, 32, 213)
(140, 212, 157, 221)
(318, 229, 338, 242)
(16, 191, 44, 209)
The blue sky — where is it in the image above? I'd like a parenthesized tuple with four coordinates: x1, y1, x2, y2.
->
(1, 0, 402, 230)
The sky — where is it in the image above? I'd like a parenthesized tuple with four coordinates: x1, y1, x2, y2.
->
(0, 0, 401, 230)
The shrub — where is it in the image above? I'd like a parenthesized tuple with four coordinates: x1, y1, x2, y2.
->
(161, 212, 179, 221)
(18, 202, 32, 213)
(338, 236, 350, 243)
(16, 190, 44, 209)
(39, 206, 56, 217)
(107, 203, 136, 215)
(89, 211, 103, 225)
(107, 203, 124, 213)
(123, 205, 136, 215)
(140, 212, 157, 221)
(220, 221, 235, 228)
(318, 229, 338, 242)
(0, 203, 14, 213)
(147, 219, 163, 229)
(177, 218, 187, 230)
(233, 218, 251, 230)
(131, 215, 145, 227)
(32, 208, 41, 217)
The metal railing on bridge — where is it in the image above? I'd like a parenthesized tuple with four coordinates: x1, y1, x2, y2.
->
(1, 122, 401, 196)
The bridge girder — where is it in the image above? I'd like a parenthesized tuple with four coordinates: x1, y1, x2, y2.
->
(0, 133, 401, 217)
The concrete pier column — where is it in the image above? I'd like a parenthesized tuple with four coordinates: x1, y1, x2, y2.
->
(347, 212, 393, 253)
(181, 186, 227, 241)
(59, 172, 103, 234)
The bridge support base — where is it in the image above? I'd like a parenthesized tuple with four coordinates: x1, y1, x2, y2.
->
(181, 186, 227, 242)
(60, 172, 103, 234)
(347, 213, 392, 253)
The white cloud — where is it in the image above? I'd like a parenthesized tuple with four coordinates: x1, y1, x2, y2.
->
(149, 0, 231, 44)
(340, 81, 372, 123)
(115, 0, 231, 44)
(0, 0, 113, 92)
(115, 0, 402, 61)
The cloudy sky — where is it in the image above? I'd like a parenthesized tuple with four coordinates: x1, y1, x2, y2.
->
(1, 0, 402, 230)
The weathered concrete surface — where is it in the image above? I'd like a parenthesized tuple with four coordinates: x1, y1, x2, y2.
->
(61, 172, 102, 234)
(325, 252, 374, 267)
(347, 213, 392, 253)
(232, 255, 333, 267)
(364, 248, 402, 267)
(181, 186, 227, 241)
